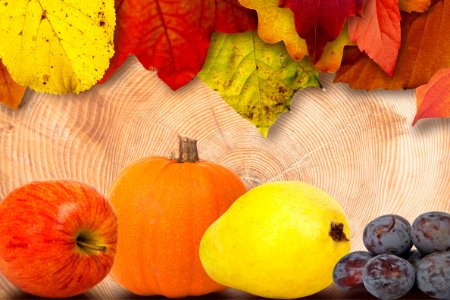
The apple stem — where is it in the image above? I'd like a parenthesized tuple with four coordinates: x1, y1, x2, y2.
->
(77, 240, 107, 253)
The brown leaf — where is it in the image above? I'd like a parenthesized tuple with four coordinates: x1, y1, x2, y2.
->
(0, 60, 26, 109)
(413, 68, 450, 125)
(335, 0, 450, 90)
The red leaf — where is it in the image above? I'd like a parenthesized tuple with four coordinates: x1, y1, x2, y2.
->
(413, 68, 450, 125)
(335, 1, 450, 90)
(101, 0, 257, 90)
(0, 60, 26, 109)
(279, 0, 363, 63)
(348, 0, 401, 76)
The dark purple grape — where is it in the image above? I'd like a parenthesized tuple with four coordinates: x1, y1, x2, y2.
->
(404, 249, 423, 272)
(411, 211, 450, 254)
(403, 250, 423, 291)
(363, 214, 413, 255)
(333, 251, 373, 291)
(416, 251, 450, 299)
(362, 254, 415, 300)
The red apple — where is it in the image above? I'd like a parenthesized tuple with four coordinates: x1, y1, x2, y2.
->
(0, 180, 117, 298)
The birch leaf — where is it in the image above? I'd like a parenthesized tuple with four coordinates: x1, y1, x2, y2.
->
(0, 0, 115, 94)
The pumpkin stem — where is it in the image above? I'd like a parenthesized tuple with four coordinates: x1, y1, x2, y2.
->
(177, 135, 199, 163)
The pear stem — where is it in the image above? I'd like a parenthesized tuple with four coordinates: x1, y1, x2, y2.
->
(329, 222, 349, 242)
(76, 240, 107, 253)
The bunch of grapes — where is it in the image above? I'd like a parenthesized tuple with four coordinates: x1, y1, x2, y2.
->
(333, 211, 450, 300)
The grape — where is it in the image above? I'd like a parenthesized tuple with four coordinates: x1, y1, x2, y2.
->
(416, 251, 450, 299)
(333, 251, 373, 291)
(403, 250, 423, 291)
(363, 214, 413, 255)
(411, 211, 450, 254)
(362, 254, 415, 300)
(404, 249, 422, 271)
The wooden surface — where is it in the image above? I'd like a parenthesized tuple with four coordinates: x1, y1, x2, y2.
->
(0, 57, 449, 299)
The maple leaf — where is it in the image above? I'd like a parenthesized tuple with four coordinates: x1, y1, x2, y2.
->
(198, 32, 320, 137)
(335, 0, 450, 90)
(0, 60, 26, 109)
(279, 0, 363, 63)
(238, 0, 353, 73)
(238, 0, 308, 61)
(0, 0, 115, 94)
(348, 0, 401, 76)
(102, 0, 257, 90)
(315, 24, 353, 73)
(413, 68, 450, 125)
(399, 0, 431, 12)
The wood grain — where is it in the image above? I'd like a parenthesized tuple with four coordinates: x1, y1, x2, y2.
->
(0, 57, 449, 299)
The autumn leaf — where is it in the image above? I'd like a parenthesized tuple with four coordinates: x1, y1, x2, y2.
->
(0, 60, 26, 109)
(315, 24, 353, 73)
(413, 68, 450, 125)
(238, 0, 308, 61)
(198, 32, 320, 137)
(238, 0, 352, 73)
(101, 0, 257, 90)
(335, 0, 450, 90)
(0, 0, 115, 94)
(348, 0, 401, 76)
(279, 0, 363, 63)
(399, 0, 431, 12)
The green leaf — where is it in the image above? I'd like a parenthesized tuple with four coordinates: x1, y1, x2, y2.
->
(199, 31, 320, 137)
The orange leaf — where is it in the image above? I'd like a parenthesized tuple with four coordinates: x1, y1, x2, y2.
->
(399, 0, 431, 12)
(335, 0, 450, 90)
(0, 60, 26, 109)
(413, 68, 450, 125)
(348, 0, 401, 76)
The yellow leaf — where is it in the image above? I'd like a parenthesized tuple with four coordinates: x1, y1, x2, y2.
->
(315, 24, 353, 73)
(239, 0, 308, 61)
(0, 0, 115, 94)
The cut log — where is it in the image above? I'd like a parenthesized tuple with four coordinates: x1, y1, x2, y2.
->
(0, 57, 449, 298)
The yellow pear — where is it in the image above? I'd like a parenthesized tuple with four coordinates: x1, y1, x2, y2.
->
(199, 181, 350, 299)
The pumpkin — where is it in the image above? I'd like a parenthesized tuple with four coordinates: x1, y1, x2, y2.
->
(108, 136, 247, 297)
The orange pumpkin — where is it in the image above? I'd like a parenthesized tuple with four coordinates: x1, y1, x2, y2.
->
(108, 136, 247, 297)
